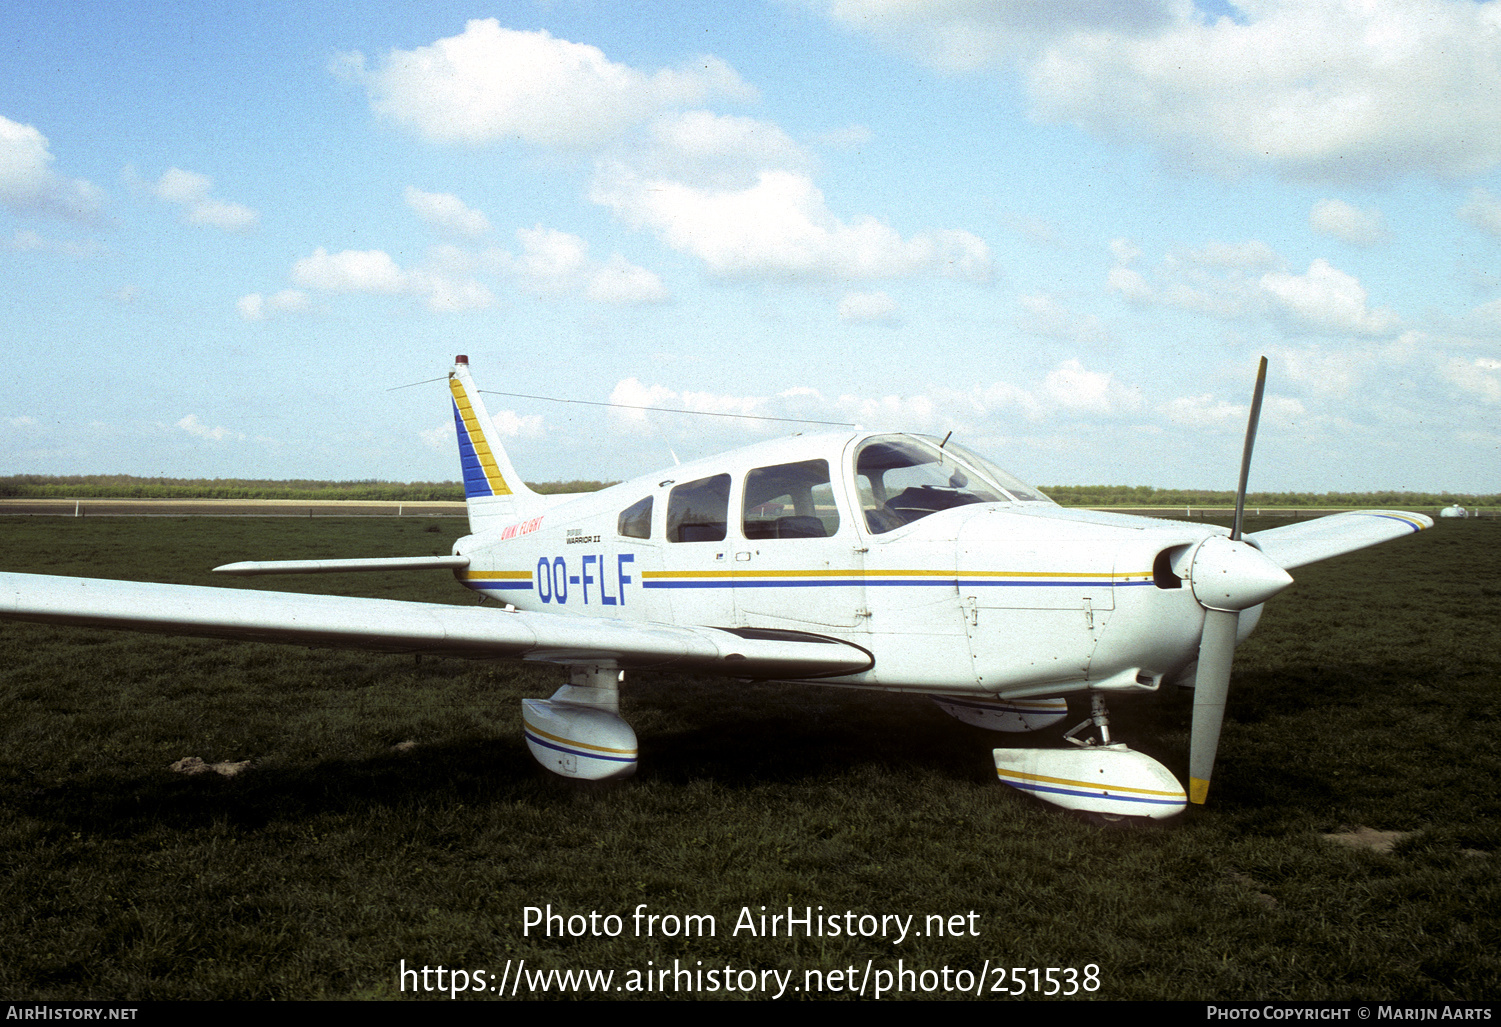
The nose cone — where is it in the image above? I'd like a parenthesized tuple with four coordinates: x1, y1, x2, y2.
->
(1190, 535, 1293, 611)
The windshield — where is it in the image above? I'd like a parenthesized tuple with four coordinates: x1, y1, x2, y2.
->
(939, 439, 1052, 504)
(853, 435, 1051, 534)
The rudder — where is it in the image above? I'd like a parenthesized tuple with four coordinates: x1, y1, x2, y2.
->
(448, 355, 539, 532)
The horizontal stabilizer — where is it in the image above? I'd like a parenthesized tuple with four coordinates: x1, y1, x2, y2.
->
(1247, 510, 1431, 571)
(213, 556, 470, 576)
(0, 572, 872, 678)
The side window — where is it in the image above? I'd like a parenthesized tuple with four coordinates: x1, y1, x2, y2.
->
(617, 496, 653, 539)
(743, 460, 839, 540)
(666, 474, 730, 543)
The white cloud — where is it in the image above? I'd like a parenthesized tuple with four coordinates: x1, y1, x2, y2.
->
(487, 409, 544, 438)
(237, 289, 309, 321)
(343, 20, 755, 148)
(1015, 293, 1105, 343)
(290, 247, 495, 312)
(1272, 345, 1364, 397)
(607, 378, 779, 431)
(1110, 242, 1401, 337)
(816, 0, 1501, 182)
(1458, 187, 1501, 238)
(815, 0, 1178, 73)
(0, 115, 102, 221)
(1109, 240, 1275, 319)
(1163, 392, 1247, 430)
(176, 414, 244, 443)
(1107, 264, 1153, 304)
(586, 254, 669, 306)
(1108, 237, 1142, 265)
(836, 391, 939, 429)
(1164, 391, 1304, 431)
(293, 247, 408, 293)
(649, 110, 813, 183)
(1040, 358, 1140, 415)
(1259, 259, 1398, 336)
(1310, 198, 1387, 246)
(419, 412, 546, 455)
(1443, 356, 1501, 403)
(9, 229, 104, 258)
(592, 166, 991, 282)
(838, 290, 900, 324)
(1190, 239, 1280, 272)
(497, 225, 668, 306)
(422, 275, 496, 313)
(404, 186, 491, 239)
(153, 168, 258, 231)
(1472, 297, 1501, 327)
(508, 226, 591, 292)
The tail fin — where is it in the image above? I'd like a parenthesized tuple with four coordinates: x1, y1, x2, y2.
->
(448, 355, 540, 533)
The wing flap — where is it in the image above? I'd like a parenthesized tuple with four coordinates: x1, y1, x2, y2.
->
(1247, 510, 1432, 570)
(0, 572, 871, 677)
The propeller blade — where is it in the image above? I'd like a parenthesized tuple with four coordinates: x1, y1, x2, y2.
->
(1190, 607, 1239, 804)
(1231, 355, 1268, 542)
(1189, 354, 1281, 805)
(1186, 539, 1291, 804)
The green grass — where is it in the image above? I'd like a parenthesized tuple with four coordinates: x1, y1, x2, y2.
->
(1, 516, 1497, 1000)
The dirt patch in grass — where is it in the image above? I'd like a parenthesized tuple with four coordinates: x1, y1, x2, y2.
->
(1322, 826, 1411, 853)
(170, 756, 251, 778)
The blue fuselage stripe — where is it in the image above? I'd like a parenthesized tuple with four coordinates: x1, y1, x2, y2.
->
(642, 578, 1142, 589)
(1001, 780, 1183, 806)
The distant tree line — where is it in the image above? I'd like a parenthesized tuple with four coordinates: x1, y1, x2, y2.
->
(1040, 484, 1498, 509)
(0, 475, 612, 501)
(0, 475, 1490, 508)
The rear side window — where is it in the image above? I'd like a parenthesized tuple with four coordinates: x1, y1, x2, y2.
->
(617, 496, 653, 539)
(667, 474, 730, 543)
(743, 460, 839, 539)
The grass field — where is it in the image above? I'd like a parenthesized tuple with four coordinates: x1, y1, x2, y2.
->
(1, 515, 1497, 1001)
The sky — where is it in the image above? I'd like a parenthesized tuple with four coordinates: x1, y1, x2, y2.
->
(3, 0, 1501, 493)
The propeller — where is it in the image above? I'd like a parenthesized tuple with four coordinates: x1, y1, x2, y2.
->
(1187, 356, 1293, 804)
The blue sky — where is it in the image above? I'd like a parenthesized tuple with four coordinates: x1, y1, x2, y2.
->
(4, 0, 1500, 492)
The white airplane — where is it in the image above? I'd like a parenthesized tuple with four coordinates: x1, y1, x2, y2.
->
(0, 356, 1431, 820)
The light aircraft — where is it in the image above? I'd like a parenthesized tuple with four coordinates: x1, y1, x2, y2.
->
(0, 356, 1431, 819)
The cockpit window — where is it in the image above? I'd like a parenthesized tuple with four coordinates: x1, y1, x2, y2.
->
(743, 460, 839, 539)
(617, 495, 653, 539)
(853, 435, 1048, 533)
(666, 474, 730, 543)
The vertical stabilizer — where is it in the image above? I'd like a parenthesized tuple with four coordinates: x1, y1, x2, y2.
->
(448, 356, 539, 532)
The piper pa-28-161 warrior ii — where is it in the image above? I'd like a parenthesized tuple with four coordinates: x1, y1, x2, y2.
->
(0, 356, 1432, 819)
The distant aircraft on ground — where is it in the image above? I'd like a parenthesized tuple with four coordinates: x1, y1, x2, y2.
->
(0, 357, 1431, 819)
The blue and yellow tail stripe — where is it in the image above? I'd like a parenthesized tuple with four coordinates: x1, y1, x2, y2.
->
(449, 377, 512, 498)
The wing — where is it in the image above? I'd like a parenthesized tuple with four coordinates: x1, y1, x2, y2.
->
(0, 571, 872, 679)
(212, 556, 470, 575)
(1247, 510, 1432, 571)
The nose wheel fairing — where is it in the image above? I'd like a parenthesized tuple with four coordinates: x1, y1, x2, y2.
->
(994, 693, 1187, 819)
(992, 744, 1187, 819)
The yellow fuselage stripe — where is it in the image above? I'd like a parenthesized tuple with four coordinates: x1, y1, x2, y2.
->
(523, 721, 637, 757)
